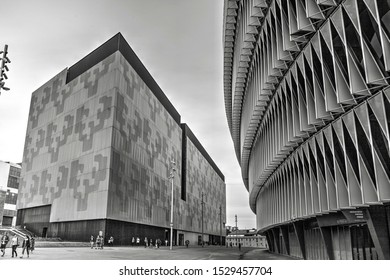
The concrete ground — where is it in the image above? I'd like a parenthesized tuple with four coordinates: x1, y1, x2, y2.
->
(0, 245, 297, 260)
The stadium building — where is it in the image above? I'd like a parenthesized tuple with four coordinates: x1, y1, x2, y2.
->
(18, 33, 226, 245)
(223, 0, 390, 259)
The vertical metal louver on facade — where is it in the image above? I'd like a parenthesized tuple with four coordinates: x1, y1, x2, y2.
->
(223, 0, 390, 259)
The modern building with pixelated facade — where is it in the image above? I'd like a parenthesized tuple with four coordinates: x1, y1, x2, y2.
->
(223, 0, 390, 259)
(0, 160, 21, 227)
(17, 33, 226, 246)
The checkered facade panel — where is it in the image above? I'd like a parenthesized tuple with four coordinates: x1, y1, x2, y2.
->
(19, 53, 119, 221)
(183, 138, 226, 234)
(223, 0, 390, 230)
(107, 53, 183, 228)
(20, 47, 225, 235)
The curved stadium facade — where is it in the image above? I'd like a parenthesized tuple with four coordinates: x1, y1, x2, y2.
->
(223, 0, 390, 259)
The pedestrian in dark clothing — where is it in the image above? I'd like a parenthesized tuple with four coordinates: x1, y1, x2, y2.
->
(95, 235, 101, 249)
(11, 234, 18, 258)
(238, 242, 241, 251)
(156, 239, 161, 249)
(20, 235, 31, 258)
(100, 235, 104, 249)
(30, 237, 35, 253)
(90, 235, 94, 249)
(144, 237, 148, 248)
(1, 232, 9, 257)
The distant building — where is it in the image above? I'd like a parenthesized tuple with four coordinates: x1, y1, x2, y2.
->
(223, 0, 390, 259)
(226, 228, 267, 248)
(0, 160, 21, 226)
(18, 33, 226, 245)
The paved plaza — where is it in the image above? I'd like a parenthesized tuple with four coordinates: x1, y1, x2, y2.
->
(0, 245, 297, 260)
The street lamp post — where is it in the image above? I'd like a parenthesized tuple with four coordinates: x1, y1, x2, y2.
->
(0, 44, 11, 94)
(169, 160, 176, 250)
(219, 205, 222, 246)
(201, 192, 204, 247)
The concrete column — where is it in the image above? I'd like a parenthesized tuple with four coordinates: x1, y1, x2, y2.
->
(366, 206, 390, 260)
(293, 221, 306, 260)
(265, 231, 274, 252)
(280, 226, 290, 255)
(318, 226, 334, 260)
(271, 227, 281, 254)
(268, 229, 277, 253)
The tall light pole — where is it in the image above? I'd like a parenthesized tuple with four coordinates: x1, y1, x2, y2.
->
(219, 205, 222, 246)
(201, 192, 204, 247)
(169, 160, 176, 250)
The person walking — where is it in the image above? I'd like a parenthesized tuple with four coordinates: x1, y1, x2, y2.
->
(136, 237, 140, 246)
(95, 235, 101, 249)
(131, 237, 135, 246)
(11, 234, 18, 258)
(108, 236, 114, 247)
(1, 232, 9, 257)
(30, 237, 35, 254)
(156, 239, 161, 249)
(238, 242, 241, 251)
(100, 235, 104, 249)
(20, 235, 31, 258)
(144, 237, 148, 248)
(90, 235, 94, 249)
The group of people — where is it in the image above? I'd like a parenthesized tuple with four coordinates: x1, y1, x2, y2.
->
(1, 232, 35, 258)
(227, 241, 242, 250)
(130, 237, 162, 248)
(88, 235, 169, 248)
(90, 235, 105, 249)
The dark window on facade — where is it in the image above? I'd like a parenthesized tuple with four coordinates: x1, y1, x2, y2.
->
(9, 166, 21, 177)
(5, 191, 17, 205)
(7, 176, 19, 189)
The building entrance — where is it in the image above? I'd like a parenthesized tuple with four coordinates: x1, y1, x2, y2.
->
(350, 224, 378, 260)
(179, 233, 184, 246)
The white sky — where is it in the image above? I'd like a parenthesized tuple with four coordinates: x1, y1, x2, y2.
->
(0, 0, 256, 229)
